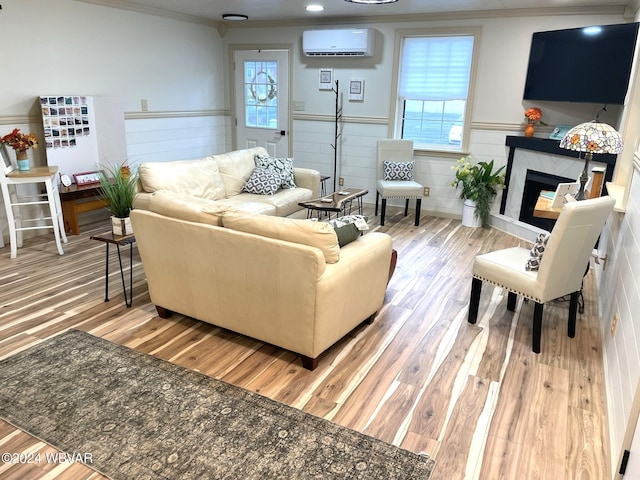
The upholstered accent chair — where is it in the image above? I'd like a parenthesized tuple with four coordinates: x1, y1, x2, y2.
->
(467, 196, 615, 353)
(375, 139, 423, 226)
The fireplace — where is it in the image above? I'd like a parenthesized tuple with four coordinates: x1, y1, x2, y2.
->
(519, 169, 573, 231)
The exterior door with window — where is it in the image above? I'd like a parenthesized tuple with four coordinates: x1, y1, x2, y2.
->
(234, 49, 289, 157)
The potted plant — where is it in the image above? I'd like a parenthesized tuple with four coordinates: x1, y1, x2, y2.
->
(451, 157, 505, 228)
(98, 162, 137, 236)
(1, 128, 38, 171)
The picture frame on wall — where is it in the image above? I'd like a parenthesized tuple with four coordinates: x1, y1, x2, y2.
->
(319, 69, 333, 90)
(348, 79, 364, 101)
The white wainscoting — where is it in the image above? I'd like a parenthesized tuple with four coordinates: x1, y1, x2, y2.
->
(599, 164, 640, 474)
(124, 113, 231, 166)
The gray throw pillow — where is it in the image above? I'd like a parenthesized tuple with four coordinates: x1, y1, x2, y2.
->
(326, 215, 369, 247)
(383, 161, 414, 181)
(525, 233, 549, 271)
(242, 167, 282, 195)
(255, 154, 296, 189)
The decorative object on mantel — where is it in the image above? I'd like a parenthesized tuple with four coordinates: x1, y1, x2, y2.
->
(0, 128, 38, 171)
(523, 107, 546, 138)
(559, 116, 623, 200)
(97, 161, 137, 236)
(451, 157, 505, 228)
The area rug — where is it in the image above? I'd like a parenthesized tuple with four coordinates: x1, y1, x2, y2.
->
(0, 330, 435, 479)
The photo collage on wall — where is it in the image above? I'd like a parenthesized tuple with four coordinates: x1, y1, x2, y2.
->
(39, 96, 91, 150)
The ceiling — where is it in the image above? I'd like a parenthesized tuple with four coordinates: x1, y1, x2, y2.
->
(79, 0, 632, 25)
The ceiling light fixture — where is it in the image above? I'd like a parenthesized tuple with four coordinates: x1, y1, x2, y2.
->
(306, 5, 325, 12)
(222, 13, 248, 21)
(344, 0, 398, 4)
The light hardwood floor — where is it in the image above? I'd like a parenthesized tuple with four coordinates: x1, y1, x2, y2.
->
(0, 206, 609, 479)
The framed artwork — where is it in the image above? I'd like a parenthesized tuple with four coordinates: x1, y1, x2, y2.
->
(73, 171, 102, 186)
(348, 79, 364, 101)
(319, 69, 333, 90)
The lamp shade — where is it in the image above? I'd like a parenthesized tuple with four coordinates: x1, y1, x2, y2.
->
(559, 120, 623, 154)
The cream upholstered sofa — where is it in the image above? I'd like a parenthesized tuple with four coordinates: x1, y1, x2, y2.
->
(130, 198, 394, 370)
(133, 147, 320, 218)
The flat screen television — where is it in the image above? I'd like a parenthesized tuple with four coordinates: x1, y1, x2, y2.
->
(523, 22, 639, 105)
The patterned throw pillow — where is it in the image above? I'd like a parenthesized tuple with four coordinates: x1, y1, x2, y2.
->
(242, 167, 282, 195)
(383, 161, 414, 181)
(255, 154, 296, 189)
(326, 215, 369, 247)
(525, 233, 550, 271)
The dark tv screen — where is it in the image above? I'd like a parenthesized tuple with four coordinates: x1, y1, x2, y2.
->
(523, 23, 639, 105)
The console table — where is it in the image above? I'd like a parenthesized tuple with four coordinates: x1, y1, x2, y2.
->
(60, 183, 107, 235)
(501, 136, 617, 215)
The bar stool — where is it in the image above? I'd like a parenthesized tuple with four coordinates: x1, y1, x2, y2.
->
(1, 159, 67, 259)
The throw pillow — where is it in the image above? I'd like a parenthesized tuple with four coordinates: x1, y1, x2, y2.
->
(242, 167, 282, 195)
(326, 215, 369, 247)
(383, 161, 414, 181)
(525, 233, 550, 271)
(255, 154, 297, 189)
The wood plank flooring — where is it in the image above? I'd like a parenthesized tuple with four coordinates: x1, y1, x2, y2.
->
(0, 206, 609, 479)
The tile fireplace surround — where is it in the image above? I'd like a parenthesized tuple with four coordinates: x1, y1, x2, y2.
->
(497, 136, 617, 236)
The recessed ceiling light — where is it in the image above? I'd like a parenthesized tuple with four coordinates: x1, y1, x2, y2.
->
(222, 13, 248, 21)
(306, 5, 325, 12)
(344, 0, 398, 3)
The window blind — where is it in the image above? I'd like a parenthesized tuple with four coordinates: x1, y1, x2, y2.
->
(399, 36, 474, 101)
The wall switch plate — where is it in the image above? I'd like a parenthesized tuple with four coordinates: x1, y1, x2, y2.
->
(141, 99, 148, 111)
(423, 187, 430, 196)
(293, 101, 305, 111)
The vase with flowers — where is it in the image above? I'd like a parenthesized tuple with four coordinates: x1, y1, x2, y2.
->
(1, 128, 39, 171)
(451, 157, 506, 228)
(524, 107, 547, 137)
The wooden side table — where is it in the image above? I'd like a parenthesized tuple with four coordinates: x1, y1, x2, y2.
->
(60, 184, 107, 235)
(90, 232, 136, 308)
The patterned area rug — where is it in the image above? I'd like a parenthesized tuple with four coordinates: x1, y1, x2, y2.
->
(0, 330, 435, 479)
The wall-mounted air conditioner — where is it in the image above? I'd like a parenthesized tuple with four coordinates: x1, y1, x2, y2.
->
(302, 28, 375, 57)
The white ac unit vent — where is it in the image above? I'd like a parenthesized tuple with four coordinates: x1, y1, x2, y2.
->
(302, 28, 375, 57)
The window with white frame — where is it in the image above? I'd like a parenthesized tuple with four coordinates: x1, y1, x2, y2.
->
(395, 31, 477, 151)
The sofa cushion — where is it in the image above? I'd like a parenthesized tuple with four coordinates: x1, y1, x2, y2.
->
(215, 147, 267, 197)
(138, 157, 226, 200)
(247, 187, 313, 217)
(242, 167, 283, 195)
(222, 211, 340, 263)
(218, 196, 277, 216)
(147, 191, 233, 226)
(255, 154, 296, 189)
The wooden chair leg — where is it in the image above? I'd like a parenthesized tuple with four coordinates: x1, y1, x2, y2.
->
(404, 199, 409, 216)
(380, 198, 387, 226)
(568, 291, 579, 338)
(532, 302, 544, 353)
(507, 292, 517, 311)
(415, 198, 421, 226)
(468, 277, 482, 324)
(375, 191, 379, 216)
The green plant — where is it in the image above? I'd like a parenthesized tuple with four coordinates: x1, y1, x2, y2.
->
(97, 162, 137, 218)
(451, 157, 505, 228)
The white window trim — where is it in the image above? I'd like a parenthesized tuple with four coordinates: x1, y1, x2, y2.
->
(388, 26, 482, 155)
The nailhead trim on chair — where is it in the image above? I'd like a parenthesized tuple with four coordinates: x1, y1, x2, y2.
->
(472, 274, 543, 304)
(378, 194, 422, 199)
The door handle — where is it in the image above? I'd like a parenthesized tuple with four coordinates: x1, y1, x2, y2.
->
(277, 130, 286, 136)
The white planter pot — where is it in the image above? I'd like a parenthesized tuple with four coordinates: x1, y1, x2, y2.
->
(461, 199, 481, 228)
(111, 216, 133, 236)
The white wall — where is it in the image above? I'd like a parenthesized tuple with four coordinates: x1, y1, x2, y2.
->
(221, 13, 625, 215)
(0, 0, 226, 242)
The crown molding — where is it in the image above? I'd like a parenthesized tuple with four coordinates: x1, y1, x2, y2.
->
(73, 0, 219, 27)
(124, 109, 229, 120)
(222, 5, 627, 29)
